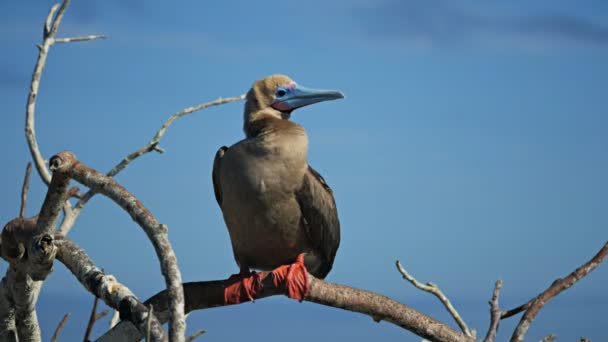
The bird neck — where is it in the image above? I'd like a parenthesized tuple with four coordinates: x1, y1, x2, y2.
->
(243, 111, 304, 139)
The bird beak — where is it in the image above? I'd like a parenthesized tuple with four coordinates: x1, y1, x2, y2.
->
(272, 85, 345, 112)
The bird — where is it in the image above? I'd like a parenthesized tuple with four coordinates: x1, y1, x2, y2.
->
(212, 74, 343, 303)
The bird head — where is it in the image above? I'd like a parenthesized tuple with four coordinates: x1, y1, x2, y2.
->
(244, 75, 344, 122)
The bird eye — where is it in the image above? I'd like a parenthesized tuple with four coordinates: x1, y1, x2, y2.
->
(276, 88, 287, 97)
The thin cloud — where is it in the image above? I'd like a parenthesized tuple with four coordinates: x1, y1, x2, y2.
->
(351, 0, 608, 49)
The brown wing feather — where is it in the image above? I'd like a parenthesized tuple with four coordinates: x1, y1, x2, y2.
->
(296, 165, 340, 279)
(212, 146, 228, 206)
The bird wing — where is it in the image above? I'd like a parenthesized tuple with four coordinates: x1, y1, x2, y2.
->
(296, 165, 341, 278)
(212, 146, 228, 206)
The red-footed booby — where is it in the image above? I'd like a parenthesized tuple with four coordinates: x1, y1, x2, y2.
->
(213, 75, 343, 303)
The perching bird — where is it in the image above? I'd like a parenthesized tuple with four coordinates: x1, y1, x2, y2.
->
(213, 75, 343, 302)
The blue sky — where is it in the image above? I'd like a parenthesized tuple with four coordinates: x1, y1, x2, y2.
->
(1, 0, 607, 341)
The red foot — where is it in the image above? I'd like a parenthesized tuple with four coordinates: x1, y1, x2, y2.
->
(223, 255, 310, 304)
(270, 254, 309, 301)
(224, 268, 261, 305)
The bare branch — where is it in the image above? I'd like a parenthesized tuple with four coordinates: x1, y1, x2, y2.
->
(26, 16, 57, 185)
(49, 0, 71, 38)
(50, 151, 184, 342)
(540, 334, 557, 342)
(101, 275, 477, 342)
(44, 4, 61, 38)
(55, 35, 106, 44)
(55, 238, 166, 342)
(482, 280, 502, 342)
(84, 297, 100, 342)
(59, 94, 245, 235)
(109, 310, 120, 329)
(510, 242, 608, 342)
(0, 168, 70, 342)
(501, 302, 531, 320)
(95, 310, 109, 322)
(19, 163, 32, 218)
(395, 260, 474, 337)
(25, 0, 103, 232)
(146, 305, 153, 342)
(185, 330, 205, 342)
(34, 167, 71, 238)
(0, 277, 17, 341)
(50, 313, 70, 342)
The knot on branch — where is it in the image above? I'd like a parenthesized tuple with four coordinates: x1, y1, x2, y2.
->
(1, 217, 57, 281)
(26, 233, 56, 281)
(1, 217, 38, 265)
(49, 151, 77, 172)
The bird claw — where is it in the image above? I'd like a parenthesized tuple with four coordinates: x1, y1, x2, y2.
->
(271, 253, 309, 301)
(224, 269, 261, 304)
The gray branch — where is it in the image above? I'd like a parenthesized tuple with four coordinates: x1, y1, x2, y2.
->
(0, 163, 70, 341)
(49, 151, 185, 342)
(54, 35, 106, 44)
(99, 275, 477, 342)
(395, 260, 475, 337)
(510, 241, 608, 342)
(55, 238, 166, 342)
(482, 280, 502, 342)
(58, 94, 245, 235)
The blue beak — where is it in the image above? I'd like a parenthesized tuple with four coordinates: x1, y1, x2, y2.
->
(272, 84, 345, 112)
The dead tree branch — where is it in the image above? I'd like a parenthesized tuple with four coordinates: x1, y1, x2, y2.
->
(24, 0, 104, 236)
(19, 163, 32, 218)
(539, 334, 557, 342)
(50, 313, 70, 342)
(55, 35, 106, 44)
(99, 275, 477, 342)
(185, 330, 205, 342)
(84, 297, 108, 342)
(395, 260, 474, 337)
(0, 167, 71, 341)
(84, 297, 100, 341)
(25, 0, 100, 186)
(482, 280, 502, 342)
(55, 238, 166, 342)
(58, 94, 245, 235)
(50, 151, 185, 342)
(510, 241, 608, 342)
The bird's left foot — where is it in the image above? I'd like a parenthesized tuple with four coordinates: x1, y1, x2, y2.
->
(270, 253, 309, 301)
(224, 268, 261, 304)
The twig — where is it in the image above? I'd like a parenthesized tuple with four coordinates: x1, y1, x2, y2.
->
(2, 168, 71, 342)
(482, 280, 502, 342)
(50, 151, 184, 342)
(50, 313, 70, 342)
(25, 0, 70, 185)
(58, 94, 245, 235)
(395, 260, 474, 337)
(84, 297, 100, 342)
(55, 238, 166, 341)
(501, 302, 531, 320)
(100, 275, 477, 342)
(510, 242, 608, 342)
(24, 0, 102, 232)
(55, 35, 106, 44)
(146, 305, 153, 342)
(186, 329, 205, 342)
(19, 163, 32, 218)
(540, 334, 557, 342)
(34, 165, 71, 237)
(109, 310, 120, 329)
